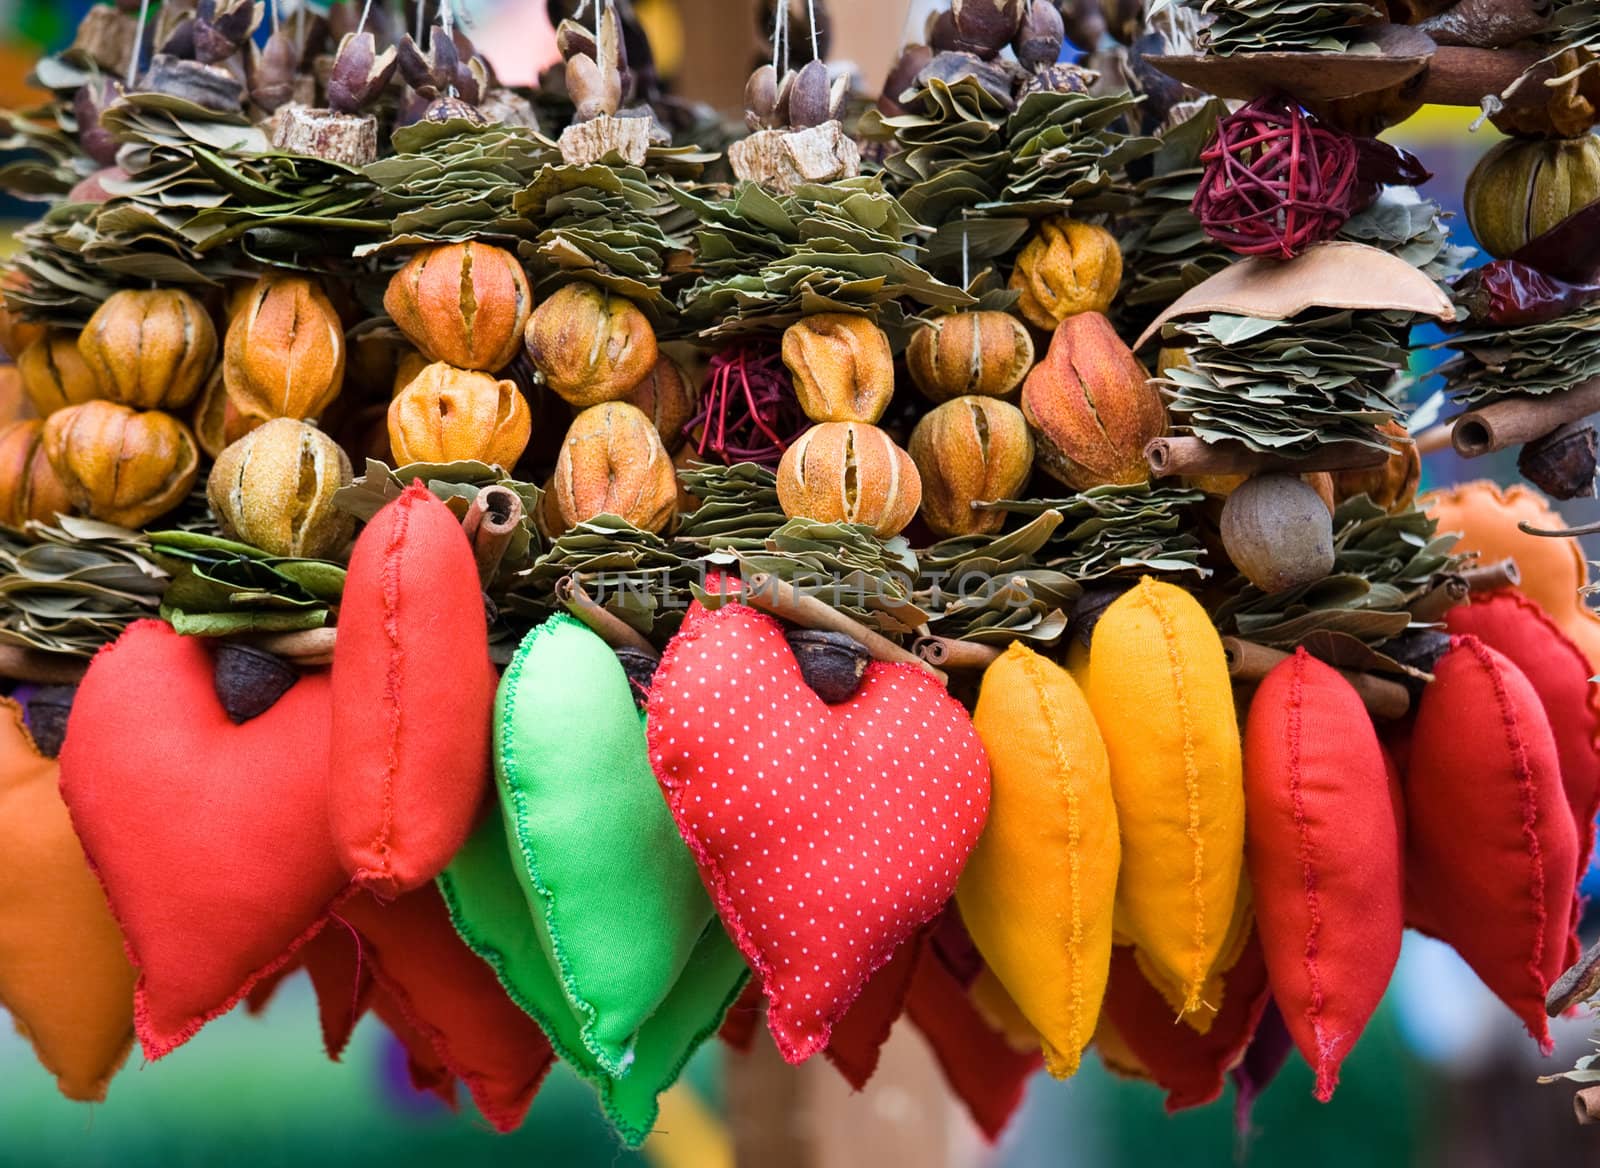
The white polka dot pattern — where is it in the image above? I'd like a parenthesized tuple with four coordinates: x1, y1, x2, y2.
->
(645, 601, 992, 1064)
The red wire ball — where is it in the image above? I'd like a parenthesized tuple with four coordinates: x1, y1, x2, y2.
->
(684, 344, 810, 467)
(1193, 94, 1364, 260)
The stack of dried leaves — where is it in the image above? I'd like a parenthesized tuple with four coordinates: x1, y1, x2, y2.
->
(1160, 309, 1413, 456)
(738, 519, 924, 636)
(1155, 0, 1383, 54)
(1441, 300, 1600, 405)
(146, 530, 346, 637)
(509, 517, 696, 642)
(0, 517, 168, 658)
(916, 514, 1079, 646)
(1340, 186, 1472, 287)
(671, 177, 971, 338)
(996, 483, 1211, 580)
(1215, 495, 1460, 649)
(674, 462, 787, 554)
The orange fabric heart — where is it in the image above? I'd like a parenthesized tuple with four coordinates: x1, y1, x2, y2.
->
(0, 697, 135, 1100)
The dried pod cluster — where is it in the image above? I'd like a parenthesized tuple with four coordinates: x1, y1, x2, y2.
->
(207, 419, 355, 560)
(781, 314, 895, 423)
(554, 401, 677, 533)
(777, 421, 922, 537)
(43, 400, 199, 529)
(524, 282, 658, 408)
(910, 396, 1035, 537)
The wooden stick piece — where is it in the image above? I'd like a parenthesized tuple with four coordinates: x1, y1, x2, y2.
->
(1547, 936, 1600, 1016)
(1462, 557, 1520, 593)
(0, 645, 89, 685)
(555, 576, 659, 659)
(1146, 436, 1389, 478)
(462, 484, 524, 587)
(1413, 423, 1456, 457)
(913, 635, 1001, 672)
(743, 573, 947, 684)
(1221, 636, 1411, 720)
(1408, 574, 1469, 623)
(241, 627, 338, 665)
(1410, 44, 1548, 108)
(1451, 378, 1600, 458)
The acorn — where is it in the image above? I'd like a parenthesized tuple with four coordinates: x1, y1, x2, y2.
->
(1220, 473, 1336, 593)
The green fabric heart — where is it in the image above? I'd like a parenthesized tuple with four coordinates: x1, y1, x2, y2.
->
(439, 613, 748, 1145)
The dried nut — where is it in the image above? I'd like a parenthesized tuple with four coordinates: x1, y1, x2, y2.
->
(907, 311, 1035, 403)
(193, 366, 261, 459)
(74, 77, 125, 167)
(207, 418, 355, 559)
(328, 31, 399, 115)
(789, 59, 832, 129)
(1329, 419, 1421, 512)
(622, 353, 697, 452)
(383, 241, 531, 372)
(0, 419, 74, 527)
(1519, 420, 1599, 500)
(392, 348, 430, 397)
(878, 44, 934, 116)
(1009, 217, 1123, 329)
(17, 331, 101, 415)
(42, 401, 199, 528)
(387, 362, 532, 468)
(786, 628, 869, 704)
(524, 282, 658, 408)
(212, 643, 298, 725)
(78, 288, 218, 410)
(553, 401, 677, 533)
(0, 271, 45, 360)
(1021, 312, 1166, 489)
(745, 64, 780, 130)
(776, 421, 922, 537)
(953, 0, 1027, 55)
(1014, 0, 1066, 69)
(1220, 473, 1335, 593)
(224, 274, 347, 422)
(1464, 134, 1600, 260)
(910, 396, 1034, 537)
(782, 314, 895, 424)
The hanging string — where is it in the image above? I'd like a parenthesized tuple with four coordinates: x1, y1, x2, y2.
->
(357, 0, 374, 34)
(441, 0, 453, 39)
(961, 217, 970, 290)
(296, 0, 306, 45)
(127, 0, 150, 86)
(596, 0, 604, 49)
(415, 0, 426, 46)
(773, 0, 789, 74)
(807, 0, 819, 61)
(269, 0, 280, 34)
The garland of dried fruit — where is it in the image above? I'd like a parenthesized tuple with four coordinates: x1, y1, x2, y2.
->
(0, 0, 1599, 1143)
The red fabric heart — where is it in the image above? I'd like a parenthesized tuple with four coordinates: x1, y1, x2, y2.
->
(59, 621, 349, 1059)
(718, 979, 765, 1053)
(648, 601, 990, 1063)
(905, 929, 1040, 1141)
(329, 483, 497, 897)
(1244, 650, 1402, 1101)
(333, 885, 556, 1132)
(1406, 635, 1579, 1050)
(826, 931, 923, 1090)
(1100, 934, 1271, 1112)
(1448, 590, 1600, 962)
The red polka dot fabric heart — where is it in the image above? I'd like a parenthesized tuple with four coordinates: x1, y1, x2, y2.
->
(647, 602, 990, 1064)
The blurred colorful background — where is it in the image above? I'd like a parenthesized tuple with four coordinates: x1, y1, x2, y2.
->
(0, 3, 1595, 1166)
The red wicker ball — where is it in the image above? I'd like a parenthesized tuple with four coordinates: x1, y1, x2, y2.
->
(1193, 94, 1364, 260)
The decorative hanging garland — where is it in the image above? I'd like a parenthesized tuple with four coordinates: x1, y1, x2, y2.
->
(0, 0, 1599, 1147)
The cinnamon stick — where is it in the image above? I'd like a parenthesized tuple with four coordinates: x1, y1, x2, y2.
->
(462, 484, 524, 587)
(742, 573, 946, 684)
(555, 576, 659, 659)
(1146, 436, 1389, 478)
(913, 635, 1002, 672)
(1450, 378, 1600, 458)
(1408, 574, 1469, 623)
(1221, 636, 1411, 720)
(1577, 1086, 1600, 1126)
(1462, 557, 1520, 593)
(1413, 423, 1455, 457)
(242, 627, 338, 665)
(0, 645, 88, 685)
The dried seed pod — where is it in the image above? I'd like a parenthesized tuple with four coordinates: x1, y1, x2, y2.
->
(192, 364, 261, 459)
(1464, 135, 1600, 260)
(524, 282, 658, 408)
(387, 362, 531, 468)
(0, 419, 74, 528)
(250, 29, 301, 112)
(746, 64, 780, 130)
(953, 0, 1026, 56)
(140, 55, 247, 112)
(787, 628, 869, 703)
(1519, 421, 1599, 500)
(193, 0, 261, 64)
(42, 401, 199, 529)
(556, 18, 598, 62)
(878, 43, 933, 116)
(788, 59, 832, 129)
(328, 31, 399, 114)
(776, 421, 922, 537)
(1014, 0, 1065, 68)
(910, 396, 1034, 537)
(621, 353, 697, 453)
(781, 313, 894, 423)
(207, 418, 355, 559)
(1221, 473, 1335, 593)
(1329, 419, 1421, 512)
(78, 288, 218, 411)
(1021, 312, 1166, 490)
(907, 311, 1035, 403)
(553, 401, 677, 533)
(1010, 217, 1123, 329)
(212, 642, 298, 724)
(384, 241, 530, 372)
(223, 273, 346, 422)
(17, 331, 101, 415)
(74, 78, 125, 167)
(396, 24, 460, 98)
